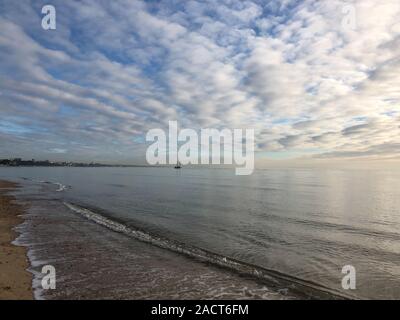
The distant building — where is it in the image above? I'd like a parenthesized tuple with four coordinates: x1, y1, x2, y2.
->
(10, 158, 22, 166)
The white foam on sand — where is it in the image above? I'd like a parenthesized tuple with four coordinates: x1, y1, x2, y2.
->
(12, 218, 48, 300)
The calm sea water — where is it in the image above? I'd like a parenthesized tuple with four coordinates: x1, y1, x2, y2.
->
(1, 166, 400, 299)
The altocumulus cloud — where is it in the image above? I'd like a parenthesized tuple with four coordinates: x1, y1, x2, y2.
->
(0, 0, 399, 163)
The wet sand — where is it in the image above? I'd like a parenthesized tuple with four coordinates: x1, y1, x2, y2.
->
(0, 180, 33, 300)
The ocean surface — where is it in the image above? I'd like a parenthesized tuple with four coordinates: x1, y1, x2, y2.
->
(1, 166, 400, 299)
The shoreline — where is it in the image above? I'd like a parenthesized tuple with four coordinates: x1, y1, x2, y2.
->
(0, 176, 346, 300)
(3, 179, 291, 300)
(0, 180, 33, 300)
(0, 177, 341, 300)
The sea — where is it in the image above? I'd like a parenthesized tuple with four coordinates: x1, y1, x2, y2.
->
(1, 166, 399, 299)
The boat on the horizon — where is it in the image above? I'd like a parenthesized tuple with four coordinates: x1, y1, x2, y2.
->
(174, 160, 182, 169)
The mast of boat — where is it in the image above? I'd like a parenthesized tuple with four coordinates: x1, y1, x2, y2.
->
(174, 158, 181, 169)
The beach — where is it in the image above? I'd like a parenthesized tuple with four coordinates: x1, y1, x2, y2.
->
(0, 180, 32, 300)
(1, 166, 399, 300)
(1, 176, 292, 300)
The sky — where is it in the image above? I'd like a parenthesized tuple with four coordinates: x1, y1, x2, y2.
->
(0, 0, 399, 165)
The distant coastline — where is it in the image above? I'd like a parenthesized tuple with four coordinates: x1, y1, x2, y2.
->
(0, 158, 164, 168)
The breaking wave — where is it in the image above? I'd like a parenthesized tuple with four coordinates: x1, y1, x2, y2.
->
(34, 179, 68, 192)
(63, 201, 353, 300)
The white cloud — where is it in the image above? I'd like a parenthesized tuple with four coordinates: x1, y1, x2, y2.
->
(0, 0, 399, 162)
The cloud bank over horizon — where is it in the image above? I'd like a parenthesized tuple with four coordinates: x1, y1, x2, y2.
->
(0, 0, 399, 164)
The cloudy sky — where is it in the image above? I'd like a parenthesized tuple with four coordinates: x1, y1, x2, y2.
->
(0, 0, 399, 165)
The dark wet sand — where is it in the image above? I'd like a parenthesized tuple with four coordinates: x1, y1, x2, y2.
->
(0, 180, 33, 300)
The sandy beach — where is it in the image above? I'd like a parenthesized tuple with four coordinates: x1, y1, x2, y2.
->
(0, 180, 32, 300)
